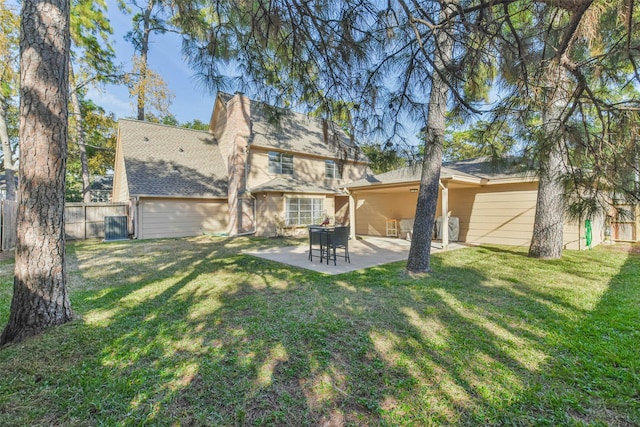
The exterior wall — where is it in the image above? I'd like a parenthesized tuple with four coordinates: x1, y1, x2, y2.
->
(451, 183, 604, 249)
(255, 192, 336, 237)
(449, 183, 538, 247)
(111, 134, 130, 202)
(209, 97, 228, 167)
(247, 147, 368, 189)
(562, 210, 605, 250)
(588, 210, 606, 248)
(353, 189, 420, 237)
(353, 181, 602, 250)
(335, 195, 350, 225)
(255, 193, 283, 237)
(137, 198, 228, 239)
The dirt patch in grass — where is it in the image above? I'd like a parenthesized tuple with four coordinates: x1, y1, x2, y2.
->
(567, 399, 637, 427)
(604, 242, 640, 255)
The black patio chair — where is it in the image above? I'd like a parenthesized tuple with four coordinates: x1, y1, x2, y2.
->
(327, 226, 350, 265)
(308, 226, 325, 262)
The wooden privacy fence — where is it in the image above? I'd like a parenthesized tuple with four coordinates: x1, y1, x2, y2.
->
(1, 200, 18, 251)
(0, 202, 129, 251)
(65, 202, 129, 240)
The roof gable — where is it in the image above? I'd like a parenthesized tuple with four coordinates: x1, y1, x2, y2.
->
(117, 119, 228, 198)
(216, 92, 368, 163)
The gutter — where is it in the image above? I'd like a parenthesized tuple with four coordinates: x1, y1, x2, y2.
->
(132, 196, 140, 240)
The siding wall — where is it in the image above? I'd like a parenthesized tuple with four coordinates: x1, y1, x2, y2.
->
(248, 147, 368, 188)
(450, 183, 538, 247)
(335, 196, 350, 225)
(354, 182, 604, 250)
(255, 193, 336, 237)
(111, 136, 130, 202)
(138, 198, 228, 239)
(209, 96, 229, 169)
(354, 190, 421, 237)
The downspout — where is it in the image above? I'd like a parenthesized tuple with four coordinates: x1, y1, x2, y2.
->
(132, 196, 140, 240)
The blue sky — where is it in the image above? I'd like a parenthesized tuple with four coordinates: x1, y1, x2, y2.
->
(87, 1, 422, 144)
(88, 0, 217, 124)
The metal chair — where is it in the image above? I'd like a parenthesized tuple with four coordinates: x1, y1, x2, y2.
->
(327, 226, 350, 265)
(308, 226, 325, 262)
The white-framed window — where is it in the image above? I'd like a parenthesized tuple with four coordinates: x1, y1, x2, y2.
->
(325, 160, 342, 179)
(286, 198, 324, 226)
(268, 151, 294, 175)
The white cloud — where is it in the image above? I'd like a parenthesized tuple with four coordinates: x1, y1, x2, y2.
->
(86, 86, 132, 119)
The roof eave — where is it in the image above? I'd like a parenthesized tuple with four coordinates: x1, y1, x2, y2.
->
(130, 194, 228, 200)
(481, 175, 538, 185)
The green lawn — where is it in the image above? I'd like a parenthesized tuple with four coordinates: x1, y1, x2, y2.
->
(0, 236, 638, 426)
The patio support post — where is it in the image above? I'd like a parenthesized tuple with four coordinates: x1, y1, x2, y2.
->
(348, 191, 356, 240)
(440, 181, 449, 251)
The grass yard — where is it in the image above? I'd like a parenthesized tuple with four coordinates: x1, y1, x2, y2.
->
(0, 236, 638, 426)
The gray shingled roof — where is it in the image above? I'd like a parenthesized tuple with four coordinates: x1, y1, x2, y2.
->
(118, 119, 228, 198)
(442, 157, 535, 180)
(218, 92, 367, 163)
(346, 157, 534, 188)
(249, 176, 343, 194)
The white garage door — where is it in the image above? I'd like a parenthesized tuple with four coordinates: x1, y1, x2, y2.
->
(139, 199, 228, 239)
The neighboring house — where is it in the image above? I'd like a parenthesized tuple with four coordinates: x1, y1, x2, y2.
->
(345, 157, 607, 250)
(0, 174, 19, 201)
(112, 92, 370, 239)
(90, 175, 113, 202)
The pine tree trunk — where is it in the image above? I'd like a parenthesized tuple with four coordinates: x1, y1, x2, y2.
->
(529, 62, 568, 259)
(69, 64, 92, 203)
(0, 95, 16, 201)
(137, 0, 154, 121)
(1, 0, 73, 346)
(529, 140, 565, 258)
(406, 0, 456, 274)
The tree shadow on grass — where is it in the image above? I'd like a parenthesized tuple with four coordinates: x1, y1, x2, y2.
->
(0, 239, 638, 426)
(490, 250, 640, 426)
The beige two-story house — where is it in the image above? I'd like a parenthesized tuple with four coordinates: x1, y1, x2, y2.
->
(112, 92, 370, 239)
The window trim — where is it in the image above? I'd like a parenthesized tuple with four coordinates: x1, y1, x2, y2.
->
(268, 151, 294, 175)
(325, 159, 342, 179)
(285, 197, 324, 226)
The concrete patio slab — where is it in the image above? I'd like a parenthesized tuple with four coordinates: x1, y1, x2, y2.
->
(245, 237, 466, 275)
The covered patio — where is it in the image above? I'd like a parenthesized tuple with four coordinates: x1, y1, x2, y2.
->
(245, 236, 466, 275)
(343, 159, 603, 251)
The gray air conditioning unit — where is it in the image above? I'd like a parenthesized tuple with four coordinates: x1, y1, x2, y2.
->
(104, 216, 128, 241)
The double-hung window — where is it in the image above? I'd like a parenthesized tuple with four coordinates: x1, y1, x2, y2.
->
(268, 151, 293, 175)
(286, 198, 324, 226)
(325, 160, 342, 179)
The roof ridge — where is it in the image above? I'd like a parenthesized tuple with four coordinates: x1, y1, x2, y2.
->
(118, 118, 212, 136)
